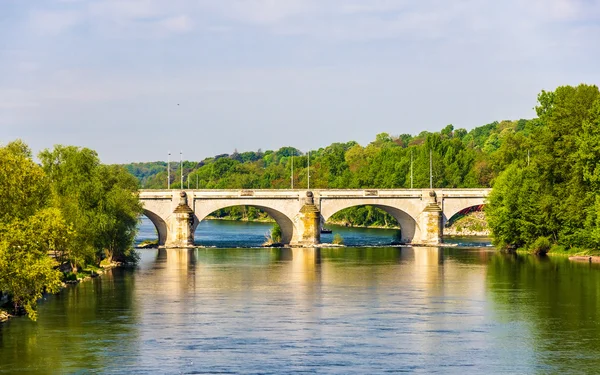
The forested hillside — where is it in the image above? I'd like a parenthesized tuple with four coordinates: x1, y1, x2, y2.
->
(126, 120, 538, 191)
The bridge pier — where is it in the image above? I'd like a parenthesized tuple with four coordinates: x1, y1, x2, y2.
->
(164, 191, 195, 248)
(290, 191, 321, 247)
(414, 190, 443, 245)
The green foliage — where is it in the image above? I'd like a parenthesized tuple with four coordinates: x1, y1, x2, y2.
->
(263, 224, 282, 245)
(332, 233, 344, 245)
(0, 140, 48, 223)
(40, 146, 143, 267)
(271, 224, 282, 244)
(531, 237, 551, 255)
(487, 84, 600, 252)
(0, 212, 63, 320)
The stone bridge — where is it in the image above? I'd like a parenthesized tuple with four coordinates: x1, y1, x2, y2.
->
(139, 189, 491, 248)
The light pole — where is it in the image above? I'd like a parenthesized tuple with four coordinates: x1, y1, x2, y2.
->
(429, 149, 433, 189)
(180, 151, 183, 189)
(307, 150, 310, 190)
(410, 149, 413, 189)
(167, 152, 171, 189)
(291, 154, 294, 189)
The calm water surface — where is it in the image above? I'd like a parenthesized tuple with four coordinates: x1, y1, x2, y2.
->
(2, 220, 600, 374)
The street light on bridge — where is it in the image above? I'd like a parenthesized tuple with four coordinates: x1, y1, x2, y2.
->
(180, 151, 183, 189)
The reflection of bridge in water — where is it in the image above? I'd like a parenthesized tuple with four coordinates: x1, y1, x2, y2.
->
(150, 247, 490, 299)
(139, 189, 490, 248)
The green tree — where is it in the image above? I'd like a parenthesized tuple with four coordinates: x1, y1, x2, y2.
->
(0, 140, 48, 223)
(95, 165, 143, 262)
(0, 211, 64, 320)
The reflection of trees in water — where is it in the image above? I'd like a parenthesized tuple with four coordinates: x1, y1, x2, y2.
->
(486, 254, 600, 371)
(0, 270, 139, 373)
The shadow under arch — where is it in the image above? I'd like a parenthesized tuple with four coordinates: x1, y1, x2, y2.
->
(195, 205, 296, 245)
(142, 209, 168, 247)
(444, 204, 486, 227)
(322, 204, 418, 243)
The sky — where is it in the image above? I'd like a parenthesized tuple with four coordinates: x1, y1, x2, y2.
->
(1, 0, 599, 164)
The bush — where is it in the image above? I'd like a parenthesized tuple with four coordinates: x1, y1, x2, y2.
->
(264, 224, 282, 246)
(333, 233, 344, 245)
(271, 224, 282, 243)
(531, 236, 551, 255)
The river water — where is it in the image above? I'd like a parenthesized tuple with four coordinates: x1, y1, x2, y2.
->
(2, 220, 600, 374)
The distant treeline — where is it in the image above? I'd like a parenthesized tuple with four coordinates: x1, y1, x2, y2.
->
(127, 119, 536, 191)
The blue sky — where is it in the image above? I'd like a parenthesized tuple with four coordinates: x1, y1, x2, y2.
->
(1, 0, 599, 163)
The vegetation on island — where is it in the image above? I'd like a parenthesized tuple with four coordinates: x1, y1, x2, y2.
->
(0, 141, 142, 320)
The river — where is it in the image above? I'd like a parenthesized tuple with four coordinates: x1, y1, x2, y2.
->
(1, 219, 600, 374)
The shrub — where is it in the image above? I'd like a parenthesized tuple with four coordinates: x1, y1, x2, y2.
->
(531, 236, 551, 255)
(333, 233, 344, 245)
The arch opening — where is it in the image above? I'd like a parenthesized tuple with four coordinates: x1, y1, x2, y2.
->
(323, 204, 417, 245)
(140, 209, 168, 247)
(194, 205, 295, 247)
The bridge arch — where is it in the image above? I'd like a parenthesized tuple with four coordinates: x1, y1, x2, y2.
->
(194, 204, 296, 245)
(321, 203, 419, 243)
(142, 208, 168, 247)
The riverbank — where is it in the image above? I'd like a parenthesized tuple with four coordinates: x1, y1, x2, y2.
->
(325, 219, 398, 230)
(205, 215, 274, 223)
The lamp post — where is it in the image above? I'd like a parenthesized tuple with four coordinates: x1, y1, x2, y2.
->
(429, 149, 433, 189)
(410, 149, 413, 189)
(180, 151, 183, 189)
(167, 152, 171, 189)
(307, 150, 310, 190)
